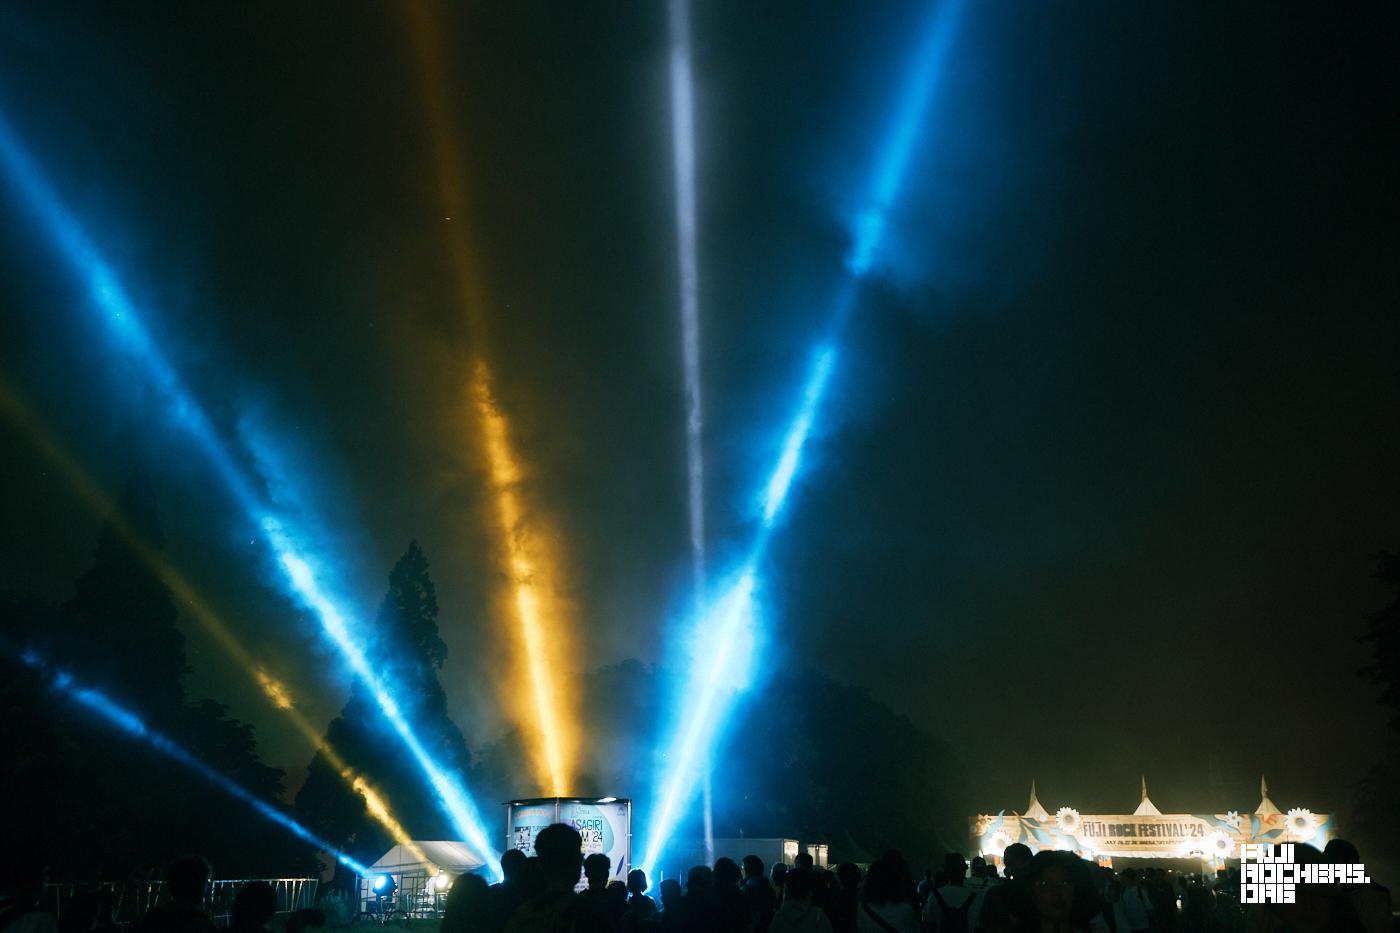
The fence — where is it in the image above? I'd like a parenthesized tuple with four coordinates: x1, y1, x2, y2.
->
(41, 878, 319, 926)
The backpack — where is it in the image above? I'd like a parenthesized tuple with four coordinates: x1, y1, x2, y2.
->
(932, 890, 977, 933)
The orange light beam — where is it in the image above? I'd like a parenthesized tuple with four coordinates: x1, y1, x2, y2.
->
(471, 361, 570, 795)
(402, 1, 579, 795)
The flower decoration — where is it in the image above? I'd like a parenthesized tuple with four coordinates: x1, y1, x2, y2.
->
(1286, 808, 1317, 837)
(1206, 831, 1235, 859)
(1223, 810, 1242, 829)
(1056, 807, 1082, 835)
(1180, 840, 1207, 860)
(986, 830, 1014, 856)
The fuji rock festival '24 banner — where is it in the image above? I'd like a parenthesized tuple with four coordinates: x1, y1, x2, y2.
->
(971, 808, 1333, 861)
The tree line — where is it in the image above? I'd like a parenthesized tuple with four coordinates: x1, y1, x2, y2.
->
(0, 477, 970, 880)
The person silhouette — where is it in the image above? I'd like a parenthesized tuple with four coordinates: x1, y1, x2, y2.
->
(504, 824, 583, 933)
(129, 856, 216, 933)
(441, 874, 491, 933)
(228, 881, 276, 933)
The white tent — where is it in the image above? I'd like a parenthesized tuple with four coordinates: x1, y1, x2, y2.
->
(1133, 776, 1162, 816)
(369, 841, 486, 876)
(1255, 776, 1281, 817)
(361, 842, 487, 917)
(1024, 781, 1051, 821)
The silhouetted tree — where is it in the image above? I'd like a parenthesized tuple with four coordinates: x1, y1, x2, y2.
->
(565, 660, 963, 870)
(62, 473, 187, 722)
(1354, 550, 1400, 861)
(0, 475, 292, 878)
(717, 667, 964, 868)
(1358, 551, 1400, 731)
(297, 542, 475, 867)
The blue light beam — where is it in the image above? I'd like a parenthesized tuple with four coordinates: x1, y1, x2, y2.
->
(0, 106, 502, 878)
(845, 0, 967, 277)
(640, 571, 756, 873)
(16, 650, 370, 876)
(641, 0, 967, 872)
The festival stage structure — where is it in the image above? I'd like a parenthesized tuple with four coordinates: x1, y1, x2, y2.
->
(506, 797, 633, 886)
(971, 777, 1333, 865)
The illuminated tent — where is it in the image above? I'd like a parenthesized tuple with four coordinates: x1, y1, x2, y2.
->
(360, 842, 487, 915)
(370, 840, 486, 875)
(970, 777, 1333, 862)
(1134, 776, 1162, 816)
(1024, 781, 1051, 821)
(1255, 776, 1281, 817)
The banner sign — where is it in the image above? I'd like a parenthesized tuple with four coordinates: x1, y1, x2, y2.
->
(971, 808, 1332, 860)
(506, 798, 632, 885)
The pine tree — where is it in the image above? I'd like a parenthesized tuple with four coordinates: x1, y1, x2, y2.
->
(297, 541, 475, 864)
(62, 473, 187, 719)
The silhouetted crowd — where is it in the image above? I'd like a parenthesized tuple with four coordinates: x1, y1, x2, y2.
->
(435, 827, 1394, 933)
(1, 832, 1391, 933)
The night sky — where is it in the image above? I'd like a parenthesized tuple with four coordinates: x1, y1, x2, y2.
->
(1, 0, 1396, 822)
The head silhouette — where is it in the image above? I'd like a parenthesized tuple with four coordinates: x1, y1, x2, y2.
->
(584, 853, 611, 891)
(785, 868, 816, 904)
(166, 856, 212, 906)
(533, 824, 583, 891)
(1323, 839, 1361, 864)
(231, 881, 276, 929)
(627, 869, 649, 896)
(686, 865, 714, 895)
(442, 874, 489, 933)
(659, 879, 682, 911)
(1003, 844, 1032, 880)
(742, 855, 765, 881)
(500, 849, 528, 884)
(714, 858, 741, 888)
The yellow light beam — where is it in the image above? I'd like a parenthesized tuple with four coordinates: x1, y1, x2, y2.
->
(471, 361, 571, 795)
(402, 1, 580, 795)
(0, 377, 428, 863)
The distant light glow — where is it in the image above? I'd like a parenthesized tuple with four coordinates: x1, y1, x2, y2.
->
(643, 0, 967, 872)
(18, 650, 370, 876)
(0, 110, 500, 878)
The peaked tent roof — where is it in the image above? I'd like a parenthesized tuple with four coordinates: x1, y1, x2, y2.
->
(369, 841, 486, 875)
(1133, 775, 1162, 816)
(1025, 780, 1051, 821)
(1255, 775, 1281, 816)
